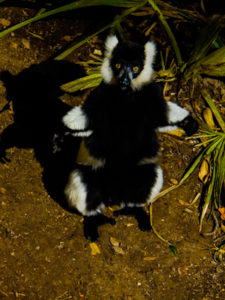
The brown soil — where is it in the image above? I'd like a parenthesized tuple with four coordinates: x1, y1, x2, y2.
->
(0, 5, 225, 300)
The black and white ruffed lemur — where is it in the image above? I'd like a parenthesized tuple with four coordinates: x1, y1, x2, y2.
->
(54, 35, 199, 241)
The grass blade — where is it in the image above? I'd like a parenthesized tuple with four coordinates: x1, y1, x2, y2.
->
(185, 15, 223, 65)
(199, 149, 218, 232)
(55, 0, 148, 60)
(148, 0, 182, 66)
(0, 0, 143, 38)
(61, 72, 102, 92)
(150, 204, 178, 255)
(197, 45, 225, 77)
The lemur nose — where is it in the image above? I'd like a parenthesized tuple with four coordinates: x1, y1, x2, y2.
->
(120, 75, 130, 87)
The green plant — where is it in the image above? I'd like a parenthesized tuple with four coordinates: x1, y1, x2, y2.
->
(152, 90, 225, 233)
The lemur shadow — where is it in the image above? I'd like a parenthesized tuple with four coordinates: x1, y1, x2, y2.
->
(0, 60, 83, 210)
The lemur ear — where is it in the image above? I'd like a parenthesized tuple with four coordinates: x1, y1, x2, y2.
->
(131, 41, 156, 90)
(144, 41, 156, 66)
(101, 35, 119, 84)
(104, 35, 119, 57)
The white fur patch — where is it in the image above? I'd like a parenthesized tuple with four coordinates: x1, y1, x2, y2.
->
(65, 170, 103, 216)
(71, 130, 93, 137)
(157, 125, 178, 133)
(131, 41, 156, 90)
(101, 35, 119, 84)
(62, 106, 88, 130)
(167, 101, 189, 124)
(65, 170, 88, 215)
(147, 166, 163, 203)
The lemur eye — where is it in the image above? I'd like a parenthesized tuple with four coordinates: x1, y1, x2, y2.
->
(133, 66, 139, 73)
(115, 63, 121, 69)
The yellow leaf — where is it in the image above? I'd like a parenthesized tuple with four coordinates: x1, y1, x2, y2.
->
(113, 245, 125, 255)
(178, 199, 189, 206)
(89, 242, 101, 255)
(221, 223, 225, 232)
(0, 187, 6, 194)
(170, 178, 178, 185)
(110, 237, 119, 247)
(167, 128, 185, 137)
(198, 155, 210, 183)
(143, 257, 157, 261)
(203, 107, 216, 129)
(219, 207, 225, 221)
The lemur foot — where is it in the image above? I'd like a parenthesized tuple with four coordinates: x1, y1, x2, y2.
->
(83, 214, 116, 241)
(114, 207, 151, 232)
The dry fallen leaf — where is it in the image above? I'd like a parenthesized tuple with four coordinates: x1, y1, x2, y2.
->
(110, 237, 119, 247)
(167, 128, 185, 137)
(93, 49, 102, 56)
(143, 257, 157, 261)
(170, 178, 178, 185)
(203, 107, 216, 129)
(178, 199, 190, 206)
(22, 38, 30, 49)
(219, 207, 225, 221)
(110, 237, 125, 254)
(194, 103, 202, 113)
(221, 223, 225, 232)
(0, 18, 11, 28)
(89, 242, 101, 255)
(0, 187, 6, 194)
(198, 155, 210, 183)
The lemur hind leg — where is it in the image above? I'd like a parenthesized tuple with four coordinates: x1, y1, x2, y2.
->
(114, 207, 151, 231)
(113, 163, 163, 232)
(65, 165, 115, 241)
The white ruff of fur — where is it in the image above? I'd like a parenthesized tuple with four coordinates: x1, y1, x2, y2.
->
(65, 170, 104, 216)
(147, 166, 163, 203)
(62, 106, 88, 130)
(101, 35, 119, 84)
(131, 41, 156, 91)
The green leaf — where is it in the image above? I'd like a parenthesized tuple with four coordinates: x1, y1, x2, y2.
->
(148, 0, 182, 66)
(183, 15, 224, 78)
(196, 45, 225, 77)
(169, 245, 178, 255)
(0, 0, 144, 38)
(61, 72, 102, 92)
(55, 0, 148, 60)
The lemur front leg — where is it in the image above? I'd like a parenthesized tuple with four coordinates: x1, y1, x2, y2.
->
(158, 101, 198, 136)
(52, 105, 93, 153)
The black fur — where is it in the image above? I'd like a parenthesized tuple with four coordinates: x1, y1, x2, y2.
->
(60, 36, 199, 241)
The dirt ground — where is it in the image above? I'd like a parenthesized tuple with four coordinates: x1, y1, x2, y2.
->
(0, 5, 225, 300)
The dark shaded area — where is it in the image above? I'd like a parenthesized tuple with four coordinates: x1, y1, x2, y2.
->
(0, 60, 83, 208)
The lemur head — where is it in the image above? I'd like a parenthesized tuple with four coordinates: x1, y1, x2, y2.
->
(101, 35, 156, 91)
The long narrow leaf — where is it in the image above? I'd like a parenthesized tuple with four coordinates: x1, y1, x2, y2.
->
(182, 15, 224, 78)
(0, 0, 143, 38)
(179, 148, 207, 185)
(55, 1, 148, 60)
(197, 45, 225, 77)
(148, 0, 182, 66)
(185, 15, 223, 66)
(61, 73, 102, 92)
(199, 147, 218, 232)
